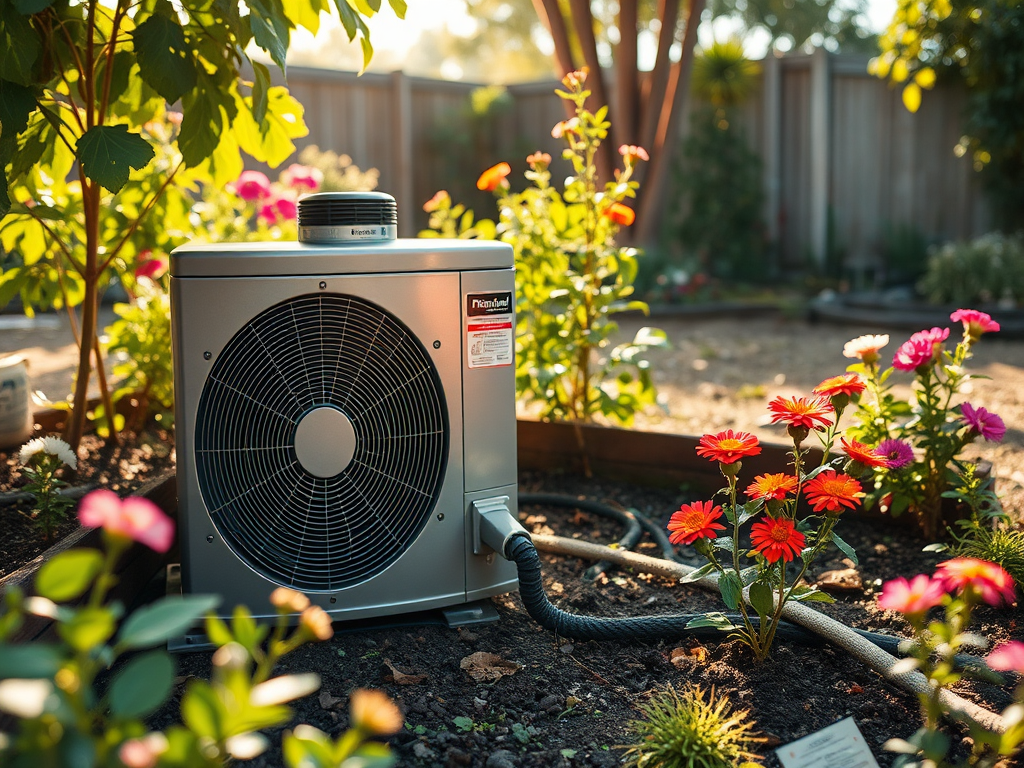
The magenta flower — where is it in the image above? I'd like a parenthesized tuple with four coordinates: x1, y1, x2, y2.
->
(877, 438, 915, 469)
(951, 308, 1000, 341)
(960, 402, 1007, 442)
(987, 641, 1024, 673)
(892, 337, 934, 371)
(259, 196, 298, 225)
(878, 574, 946, 615)
(135, 253, 168, 281)
(281, 163, 323, 192)
(234, 170, 272, 202)
(78, 489, 175, 553)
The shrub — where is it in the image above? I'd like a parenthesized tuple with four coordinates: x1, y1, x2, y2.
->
(621, 685, 763, 768)
(295, 146, 380, 193)
(918, 232, 1024, 307)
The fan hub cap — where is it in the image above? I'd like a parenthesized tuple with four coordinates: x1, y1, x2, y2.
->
(293, 406, 356, 478)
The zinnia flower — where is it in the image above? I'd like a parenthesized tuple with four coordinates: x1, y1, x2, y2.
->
(258, 195, 298, 225)
(618, 144, 649, 164)
(878, 574, 945, 615)
(19, 436, 77, 469)
(350, 689, 404, 735)
(280, 163, 323, 192)
(934, 557, 1015, 607)
(960, 402, 1006, 442)
(812, 373, 866, 400)
(476, 162, 511, 192)
(951, 308, 1000, 341)
(695, 430, 761, 464)
(840, 438, 889, 469)
(233, 170, 272, 202)
(745, 473, 798, 501)
(767, 395, 833, 430)
(877, 438, 914, 469)
(526, 151, 551, 169)
(987, 641, 1024, 673)
(750, 517, 806, 563)
(423, 190, 449, 212)
(667, 501, 726, 545)
(604, 203, 635, 226)
(802, 470, 864, 513)
(843, 334, 889, 365)
(892, 336, 935, 371)
(78, 489, 174, 553)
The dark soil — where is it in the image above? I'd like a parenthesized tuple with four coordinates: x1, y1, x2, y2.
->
(150, 470, 1024, 768)
(0, 429, 175, 579)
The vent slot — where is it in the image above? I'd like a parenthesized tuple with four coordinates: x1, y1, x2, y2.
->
(297, 192, 397, 243)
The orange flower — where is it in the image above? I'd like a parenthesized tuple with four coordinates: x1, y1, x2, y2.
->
(526, 151, 551, 169)
(746, 473, 798, 501)
(667, 501, 726, 545)
(562, 68, 588, 89)
(618, 144, 650, 164)
(767, 395, 833, 430)
(476, 162, 511, 192)
(603, 202, 636, 226)
(350, 689, 404, 735)
(802, 470, 864, 513)
(423, 190, 449, 212)
(750, 517, 806, 563)
(813, 373, 865, 400)
(695, 430, 761, 464)
(299, 605, 334, 641)
(840, 438, 889, 469)
(935, 558, 1016, 606)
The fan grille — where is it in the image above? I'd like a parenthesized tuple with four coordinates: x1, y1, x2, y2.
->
(194, 293, 449, 592)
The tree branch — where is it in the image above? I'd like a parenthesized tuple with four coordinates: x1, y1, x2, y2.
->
(531, 0, 576, 81)
(616, 0, 639, 145)
(639, 0, 681, 155)
(24, 207, 85, 277)
(104, 159, 184, 270)
(566, 0, 615, 181)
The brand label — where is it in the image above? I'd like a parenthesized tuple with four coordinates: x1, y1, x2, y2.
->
(465, 292, 513, 369)
(299, 225, 395, 242)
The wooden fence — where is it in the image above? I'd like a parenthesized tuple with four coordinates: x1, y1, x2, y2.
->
(275, 52, 990, 273)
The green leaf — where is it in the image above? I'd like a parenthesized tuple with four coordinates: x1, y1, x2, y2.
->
(359, 35, 373, 73)
(830, 531, 859, 565)
(0, 3, 41, 86)
(453, 716, 474, 732)
(133, 14, 198, 104)
(181, 680, 223, 740)
(0, 644, 63, 678)
(388, 0, 407, 17)
(748, 580, 775, 618)
(109, 650, 174, 717)
(678, 562, 716, 584)
(35, 550, 104, 602)
(0, 79, 37, 157)
(248, 0, 291, 71)
(251, 61, 271, 124)
(117, 595, 220, 650)
(178, 78, 224, 167)
(59, 608, 116, 652)
(685, 612, 736, 631)
(718, 571, 743, 610)
(14, 0, 54, 11)
(76, 125, 155, 193)
(789, 584, 835, 603)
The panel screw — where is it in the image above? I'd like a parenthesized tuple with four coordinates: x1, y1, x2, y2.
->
(486, 554, 494, 564)
(203, 351, 211, 360)
(319, 281, 327, 290)
(206, 535, 214, 543)
(433, 340, 441, 349)
(330, 597, 337, 604)
(436, 513, 444, 521)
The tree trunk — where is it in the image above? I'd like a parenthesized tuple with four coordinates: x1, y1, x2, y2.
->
(65, 177, 100, 453)
(566, 0, 616, 182)
(615, 0, 639, 146)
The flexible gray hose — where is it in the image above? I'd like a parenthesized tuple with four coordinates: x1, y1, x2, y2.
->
(529, 531, 1006, 734)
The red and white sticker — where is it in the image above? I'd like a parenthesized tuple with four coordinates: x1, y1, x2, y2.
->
(466, 292, 513, 369)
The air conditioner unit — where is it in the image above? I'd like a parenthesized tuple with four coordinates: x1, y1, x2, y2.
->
(170, 192, 518, 622)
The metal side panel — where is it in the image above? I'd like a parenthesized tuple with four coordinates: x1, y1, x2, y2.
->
(171, 272, 468, 620)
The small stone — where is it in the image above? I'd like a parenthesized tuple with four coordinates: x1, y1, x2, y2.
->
(412, 742, 435, 760)
(446, 747, 472, 767)
(559, 643, 575, 654)
(537, 694, 560, 711)
(817, 567, 863, 593)
(474, 697, 488, 711)
(486, 749, 517, 768)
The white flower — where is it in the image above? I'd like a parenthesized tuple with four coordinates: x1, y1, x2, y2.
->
(18, 436, 77, 470)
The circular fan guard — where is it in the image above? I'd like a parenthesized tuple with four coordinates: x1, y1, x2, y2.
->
(194, 293, 449, 592)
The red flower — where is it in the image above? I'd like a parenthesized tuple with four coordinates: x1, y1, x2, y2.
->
(604, 203, 635, 227)
(767, 395, 833, 430)
(878, 574, 945, 615)
(802, 470, 864, 513)
(935, 558, 1016, 606)
(951, 308, 1000, 341)
(840, 438, 889, 468)
(812, 373, 865, 400)
(695, 430, 761, 464)
(750, 517, 806, 563)
(134, 253, 168, 281)
(745, 473, 798, 501)
(477, 162, 511, 192)
(667, 501, 726, 545)
(893, 327, 949, 371)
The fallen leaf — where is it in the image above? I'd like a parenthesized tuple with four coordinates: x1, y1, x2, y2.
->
(817, 567, 863, 593)
(669, 645, 707, 667)
(383, 659, 427, 685)
(847, 683, 864, 694)
(318, 690, 343, 710)
(460, 651, 521, 682)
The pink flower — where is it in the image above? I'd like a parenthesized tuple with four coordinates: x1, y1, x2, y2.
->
(233, 170, 272, 202)
(960, 402, 1006, 442)
(892, 335, 936, 371)
(618, 144, 649, 164)
(280, 163, 323, 192)
(935, 557, 1016, 607)
(877, 438, 914, 469)
(118, 734, 168, 768)
(134, 253, 168, 281)
(551, 117, 579, 139)
(878, 574, 946, 615)
(259, 195, 298, 225)
(987, 641, 1024, 673)
(78, 489, 175, 553)
(951, 308, 1000, 341)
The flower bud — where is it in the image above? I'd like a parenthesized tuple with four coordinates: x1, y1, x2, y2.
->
(212, 641, 249, 671)
(299, 606, 334, 642)
(719, 460, 741, 477)
(351, 688, 403, 735)
(270, 587, 310, 614)
(787, 424, 809, 446)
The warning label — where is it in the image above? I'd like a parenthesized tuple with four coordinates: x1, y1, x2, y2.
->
(466, 292, 513, 369)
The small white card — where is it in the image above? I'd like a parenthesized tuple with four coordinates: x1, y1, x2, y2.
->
(776, 717, 880, 768)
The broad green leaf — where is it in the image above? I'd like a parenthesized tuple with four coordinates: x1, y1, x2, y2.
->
(718, 571, 743, 610)
(35, 550, 104, 602)
(251, 61, 271, 125)
(233, 85, 307, 167)
(0, 3, 40, 86)
(117, 595, 220, 650)
(333, 0, 359, 38)
(14, 0, 55, 12)
(748, 580, 775, 619)
(248, 0, 291, 71)
(632, 326, 668, 348)
(685, 612, 735, 631)
(59, 607, 117, 652)
(0, 644, 63, 678)
(133, 14, 198, 104)
(109, 650, 174, 717)
(678, 562, 716, 584)
(76, 125, 155, 193)
(0, 80, 36, 158)
(830, 531, 858, 565)
(179, 80, 224, 167)
(181, 680, 223, 739)
(359, 35, 373, 73)
(282, 0, 324, 34)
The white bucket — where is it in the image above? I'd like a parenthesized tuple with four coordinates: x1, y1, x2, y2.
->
(0, 355, 33, 450)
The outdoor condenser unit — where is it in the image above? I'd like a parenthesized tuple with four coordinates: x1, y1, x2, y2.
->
(170, 192, 519, 621)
